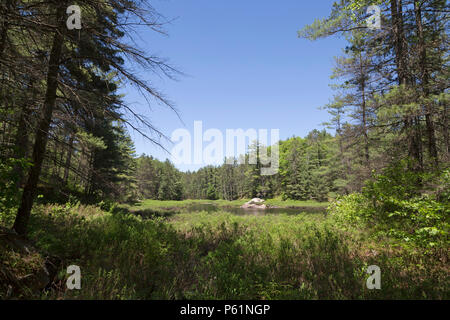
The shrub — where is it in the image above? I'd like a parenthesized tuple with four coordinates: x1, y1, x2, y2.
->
(0, 158, 31, 227)
(330, 163, 450, 248)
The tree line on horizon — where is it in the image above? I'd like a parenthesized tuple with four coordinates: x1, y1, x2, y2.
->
(135, 130, 337, 202)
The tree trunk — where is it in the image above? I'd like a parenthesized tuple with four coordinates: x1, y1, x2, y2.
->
(84, 150, 94, 197)
(12, 101, 32, 189)
(390, 0, 423, 171)
(0, 0, 14, 59)
(13, 4, 66, 235)
(414, 1, 438, 167)
(442, 100, 449, 160)
(390, 0, 407, 86)
(63, 133, 74, 184)
(359, 53, 370, 166)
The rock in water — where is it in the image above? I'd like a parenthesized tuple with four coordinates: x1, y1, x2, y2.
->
(241, 198, 267, 209)
(249, 198, 265, 204)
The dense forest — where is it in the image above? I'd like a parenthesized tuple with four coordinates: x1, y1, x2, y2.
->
(0, 0, 448, 301)
(136, 131, 336, 202)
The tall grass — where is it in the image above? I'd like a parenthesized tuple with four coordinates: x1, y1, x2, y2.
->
(1, 204, 442, 299)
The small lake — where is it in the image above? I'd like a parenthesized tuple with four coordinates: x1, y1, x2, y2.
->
(185, 203, 327, 216)
(130, 202, 328, 219)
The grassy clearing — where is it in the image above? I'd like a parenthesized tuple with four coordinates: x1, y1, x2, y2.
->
(2, 202, 447, 300)
(169, 211, 325, 235)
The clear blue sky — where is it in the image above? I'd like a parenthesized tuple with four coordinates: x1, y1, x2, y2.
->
(122, 0, 347, 171)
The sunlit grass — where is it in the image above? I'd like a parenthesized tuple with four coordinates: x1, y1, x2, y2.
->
(2, 203, 447, 300)
(169, 210, 325, 237)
